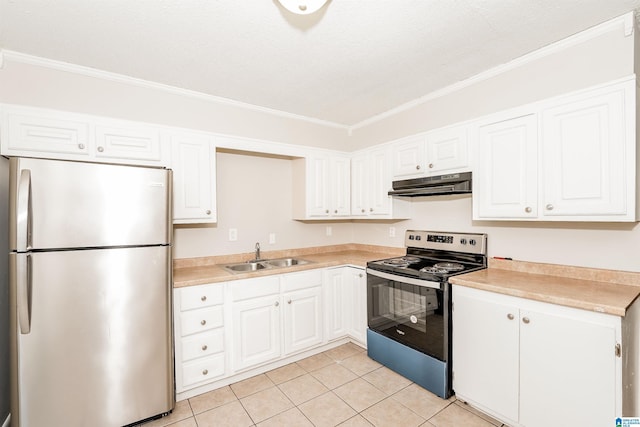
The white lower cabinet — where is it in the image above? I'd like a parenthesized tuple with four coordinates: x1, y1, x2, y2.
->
(174, 283, 226, 393)
(452, 285, 622, 427)
(282, 270, 324, 355)
(323, 266, 367, 346)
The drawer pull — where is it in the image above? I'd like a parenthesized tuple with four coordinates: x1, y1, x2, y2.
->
(202, 345, 208, 351)
(200, 319, 207, 326)
(201, 295, 207, 302)
(202, 369, 208, 376)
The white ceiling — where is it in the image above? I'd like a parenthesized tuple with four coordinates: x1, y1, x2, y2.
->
(1, 0, 640, 127)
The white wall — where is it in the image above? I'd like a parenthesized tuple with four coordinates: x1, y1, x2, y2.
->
(173, 151, 353, 258)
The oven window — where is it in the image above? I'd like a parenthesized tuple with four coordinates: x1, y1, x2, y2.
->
(367, 274, 447, 361)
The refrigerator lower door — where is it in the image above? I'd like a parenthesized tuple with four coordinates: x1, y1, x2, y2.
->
(11, 246, 173, 427)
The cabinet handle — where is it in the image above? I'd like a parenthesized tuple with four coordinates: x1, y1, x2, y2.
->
(200, 319, 207, 325)
(325, 209, 329, 214)
(97, 146, 104, 153)
(202, 369, 209, 376)
(361, 209, 365, 213)
(334, 210, 338, 214)
(522, 317, 530, 324)
(524, 207, 532, 213)
(507, 313, 515, 320)
(287, 299, 292, 304)
(275, 301, 280, 307)
(428, 163, 434, 169)
(78, 143, 85, 150)
(369, 208, 373, 212)
(201, 295, 207, 302)
(202, 345, 208, 351)
(206, 210, 211, 215)
(416, 165, 421, 170)
(545, 204, 554, 211)
(359, 273, 363, 278)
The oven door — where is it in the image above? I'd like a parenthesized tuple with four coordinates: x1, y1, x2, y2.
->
(366, 269, 449, 362)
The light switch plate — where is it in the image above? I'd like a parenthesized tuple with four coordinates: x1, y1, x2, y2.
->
(389, 227, 396, 237)
(326, 226, 332, 236)
(229, 228, 238, 241)
(269, 233, 276, 244)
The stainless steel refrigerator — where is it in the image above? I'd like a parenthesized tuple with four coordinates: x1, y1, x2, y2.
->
(8, 157, 174, 427)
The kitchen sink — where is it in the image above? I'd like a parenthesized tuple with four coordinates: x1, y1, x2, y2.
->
(264, 258, 310, 267)
(223, 258, 312, 274)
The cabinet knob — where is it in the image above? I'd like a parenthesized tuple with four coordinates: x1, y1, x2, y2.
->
(507, 313, 515, 320)
(416, 165, 421, 170)
(206, 210, 211, 215)
(369, 208, 373, 212)
(200, 319, 207, 326)
(525, 207, 532, 213)
(359, 273, 363, 278)
(522, 317, 530, 324)
(274, 301, 280, 307)
(201, 295, 207, 302)
(334, 210, 338, 214)
(97, 146, 104, 153)
(361, 209, 365, 213)
(78, 143, 85, 150)
(287, 299, 292, 304)
(325, 209, 329, 214)
(202, 345, 208, 351)
(428, 163, 434, 169)
(545, 204, 554, 211)
(202, 369, 209, 376)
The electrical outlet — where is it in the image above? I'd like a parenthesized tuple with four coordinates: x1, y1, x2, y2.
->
(326, 226, 332, 236)
(228, 228, 238, 241)
(389, 227, 396, 237)
(269, 233, 276, 244)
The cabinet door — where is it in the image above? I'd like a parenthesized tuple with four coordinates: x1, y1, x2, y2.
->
(347, 268, 367, 345)
(171, 133, 216, 223)
(392, 136, 425, 178)
(324, 268, 348, 340)
(519, 308, 618, 427)
(351, 153, 369, 216)
(368, 147, 392, 216)
(5, 111, 91, 158)
(474, 114, 538, 219)
(330, 156, 351, 217)
(306, 156, 330, 217)
(94, 124, 164, 163)
(283, 286, 323, 355)
(541, 86, 629, 218)
(232, 294, 281, 371)
(452, 286, 519, 424)
(425, 126, 468, 174)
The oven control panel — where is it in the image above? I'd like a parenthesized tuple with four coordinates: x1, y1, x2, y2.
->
(405, 230, 487, 254)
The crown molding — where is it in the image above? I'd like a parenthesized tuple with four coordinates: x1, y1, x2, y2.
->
(1, 50, 350, 131)
(349, 11, 636, 131)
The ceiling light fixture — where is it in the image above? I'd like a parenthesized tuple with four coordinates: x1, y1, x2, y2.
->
(277, 0, 328, 15)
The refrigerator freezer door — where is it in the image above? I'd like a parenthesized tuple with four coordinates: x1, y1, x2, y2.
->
(9, 157, 171, 251)
(12, 246, 173, 427)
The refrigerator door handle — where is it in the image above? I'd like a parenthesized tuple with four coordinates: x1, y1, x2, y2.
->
(16, 253, 32, 334)
(17, 168, 32, 252)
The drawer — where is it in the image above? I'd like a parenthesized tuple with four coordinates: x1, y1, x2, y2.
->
(230, 276, 280, 302)
(180, 306, 223, 336)
(182, 353, 225, 388)
(180, 283, 224, 311)
(281, 269, 323, 292)
(181, 329, 224, 362)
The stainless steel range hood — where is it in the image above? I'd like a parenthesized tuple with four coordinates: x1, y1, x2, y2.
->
(388, 172, 472, 197)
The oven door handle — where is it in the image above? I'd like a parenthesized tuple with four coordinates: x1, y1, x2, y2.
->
(366, 268, 442, 290)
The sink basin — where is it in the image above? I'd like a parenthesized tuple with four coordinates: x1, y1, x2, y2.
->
(264, 258, 310, 267)
(224, 262, 268, 273)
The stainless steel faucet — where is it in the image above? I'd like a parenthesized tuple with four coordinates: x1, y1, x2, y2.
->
(255, 242, 261, 261)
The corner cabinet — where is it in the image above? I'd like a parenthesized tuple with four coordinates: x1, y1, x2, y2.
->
(473, 77, 637, 222)
(452, 285, 625, 427)
(170, 132, 217, 224)
(292, 154, 350, 220)
(323, 266, 367, 346)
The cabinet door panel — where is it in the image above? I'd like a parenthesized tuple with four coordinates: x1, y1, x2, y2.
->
(452, 287, 519, 423)
(331, 157, 351, 216)
(324, 269, 348, 340)
(542, 89, 627, 217)
(425, 127, 468, 173)
(475, 114, 537, 219)
(393, 137, 424, 178)
(284, 287, 323, 354)
(351, 154, 368, 215)
(232, 296, 281, 371)
(519, 309, 617, 427)
(95, 125, 162, 162)
(369, 147, 392, 216)
(6, 112, 90, 156)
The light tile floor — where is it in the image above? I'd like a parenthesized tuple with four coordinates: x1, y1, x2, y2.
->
(141, 343, 508, 427)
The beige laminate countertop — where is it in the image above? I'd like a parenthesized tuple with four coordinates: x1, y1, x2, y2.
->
(449, 259, 640, 317)
(173, 245, 402, 288)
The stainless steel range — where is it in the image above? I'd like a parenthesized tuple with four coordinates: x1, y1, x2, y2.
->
(366, 230, 487, 399)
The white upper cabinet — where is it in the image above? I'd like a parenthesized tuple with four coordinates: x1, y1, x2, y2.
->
(293, 154, 350, 220)
(473, 77, 637, 222)
(1, 105, 170, 166)
(474, 113, 538, 219)
(170, 132, 217, 224)
(391, 125, 470, 180)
